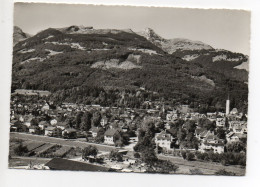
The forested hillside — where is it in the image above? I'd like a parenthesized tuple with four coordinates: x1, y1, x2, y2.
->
(12, 26, 248, 113)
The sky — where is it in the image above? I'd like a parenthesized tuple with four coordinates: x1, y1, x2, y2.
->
(14, 3, 251, 55)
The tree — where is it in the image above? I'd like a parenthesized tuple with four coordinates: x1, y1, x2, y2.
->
(109, 150, 123, 162)
(215, 169, 236, 176)
(140, 147, 158, 164)
(14, 143, 28, 156)
(216, 128, 226, 140)
(226, 142, 246, 153)
(94, 128, 105, 143)
(186, 152, 195, 161)
(114, 132, 130, 147)
(80, 111, 92, 131)
(91, 111, 101, 127)
(134, 152, 140, 158)
(82, 145, 98, 160)
(52, 128, 62, 138)
(75, 112, 84, 129)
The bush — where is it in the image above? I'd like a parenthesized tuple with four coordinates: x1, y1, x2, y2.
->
(109, 150, 123, 162)
(181, 151, 187, 160)
(186, 152, 195, 161)
(14, 143, 28, 156)
(215, 169, 236, 176)
(134, 152, 140, 158)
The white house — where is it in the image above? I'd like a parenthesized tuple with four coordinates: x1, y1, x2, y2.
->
(44, 126, 56, 136)
(104, 129, 120, 145)
(155, 131, 174, 151)
(199, 134, 225, 154)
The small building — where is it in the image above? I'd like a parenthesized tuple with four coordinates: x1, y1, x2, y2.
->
(100, 117, 108, 127)
(199, 134, 225, 154)
(89, 127, 100, 138)
(226, 132, 247, 143)
(44, 126, 56, 136)
(104, 129, 120, 145)
(63, 128, 77, 138)
(56, 122, 68, 131)
(39, 121, 49, 130)
(155, 131, 174, 151)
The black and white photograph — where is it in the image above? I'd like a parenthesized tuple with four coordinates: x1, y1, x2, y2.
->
(8, 2, 250, 176)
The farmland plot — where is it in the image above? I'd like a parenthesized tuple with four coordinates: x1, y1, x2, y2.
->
(53, 146, 72, 158)
(23, 141, 45, 152)
(34, 143, 56, 156)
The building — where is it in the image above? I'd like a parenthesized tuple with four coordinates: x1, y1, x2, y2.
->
(100, 117, 108, 127)
(226, 132, 247, 143)
(44, 126, 56, 136)
(155, 131, 174, 151)
(199, 134, 225, 154)
(104, 129, 120, 145)
(89, 127, 100, 138)
(39, 121, 49, 130)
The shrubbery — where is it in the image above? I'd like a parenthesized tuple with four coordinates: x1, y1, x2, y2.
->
(194, 151, 246, 166)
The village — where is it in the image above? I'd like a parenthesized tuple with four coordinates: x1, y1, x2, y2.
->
(9, 89, 247, 175)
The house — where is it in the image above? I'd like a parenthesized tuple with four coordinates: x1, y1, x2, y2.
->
(63, 128, 77, 138)
(155, 131, 174, 151)
(23, 115, 34, 127)
(199, 134, 225, 154)
(104, 129, 120, 145)
(228, 121, 247, 134)
(166, 111, 178, 121)
(216, 118, 225, 127)
(56, 122, 68, 131)
(230, 108, 238, 115)
(50, 119, 58, 126)
(89, 127, 100, 137)
(39, 121, 49, 130)
(41, 103, 50, 111)
(29, 126, 37, 134)
(226, 132, 247, 143)
(197, 130, 214, 140)
(44, 126, 56, 136)
(100, 117, 108, 126)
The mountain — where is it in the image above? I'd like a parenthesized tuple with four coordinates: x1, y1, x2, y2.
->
(11, 26, 248, 112)
(138, 28, 213, 54)
(57, 25, 134, 35)
(13, 26, 31, 46)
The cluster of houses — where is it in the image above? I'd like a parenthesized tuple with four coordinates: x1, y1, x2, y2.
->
(10, 92, 247, 155)
(154, 105, 247, 154)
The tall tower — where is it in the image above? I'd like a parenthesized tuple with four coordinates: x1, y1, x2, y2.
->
(226, 95, 230, 116)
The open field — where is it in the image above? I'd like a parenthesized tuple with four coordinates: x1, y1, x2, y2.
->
(9, 132, 246, 175)
(10, 132, 117, 152)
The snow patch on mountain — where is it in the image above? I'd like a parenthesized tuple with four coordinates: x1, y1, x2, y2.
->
(128, 48, 158, 55)
(91, 59, 142, 70)
(21, 57, 45, 65)
(234, 60, 249, 72)
(45, 49, 63, 56)
(45, 41, 86, 50)
(182, 54, 199, 61)
(212, 54, 243, 62)
(18, 49, 35, 54)
(191, 75, 215, 87)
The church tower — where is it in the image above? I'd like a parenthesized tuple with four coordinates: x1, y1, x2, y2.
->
(226, 95, 230, 116)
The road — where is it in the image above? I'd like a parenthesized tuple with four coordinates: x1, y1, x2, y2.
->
(10, 132, 117, 152)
